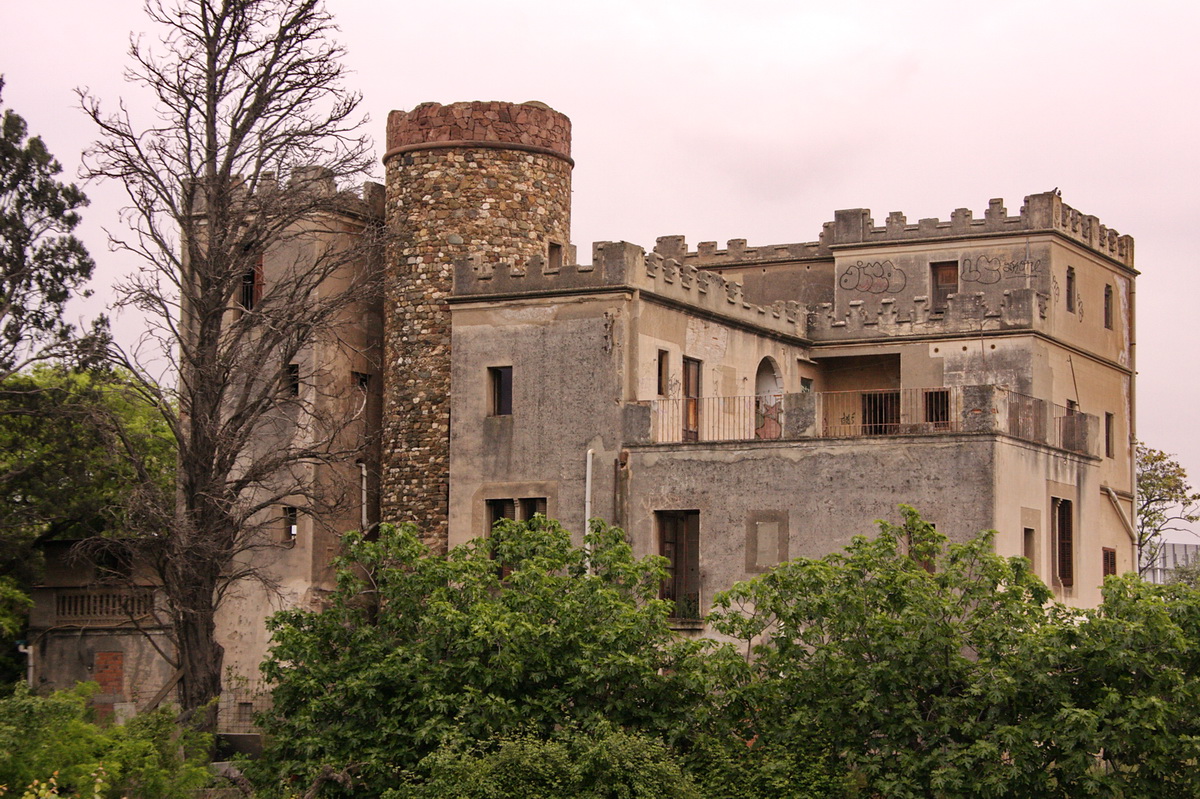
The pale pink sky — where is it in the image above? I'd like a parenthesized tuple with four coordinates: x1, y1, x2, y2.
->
(2, 0, 1197, 534)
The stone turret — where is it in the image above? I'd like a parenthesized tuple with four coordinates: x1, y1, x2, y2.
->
(380, 101, 573, 548)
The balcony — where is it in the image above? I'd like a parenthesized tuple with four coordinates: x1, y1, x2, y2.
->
(30, 587, 159, 628)
(643, 386, 1097, 457)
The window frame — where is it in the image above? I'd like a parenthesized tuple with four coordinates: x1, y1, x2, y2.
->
(930, 261, 958, 313)
(489, 366, 513, 416)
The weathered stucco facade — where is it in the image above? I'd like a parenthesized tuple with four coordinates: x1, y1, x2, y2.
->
(28, 99, 1137, 714)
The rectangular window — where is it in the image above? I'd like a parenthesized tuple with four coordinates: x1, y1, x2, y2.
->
(1023, 527, 1037, 571)
(489, 366, 513, 416)
(657, 350, 670, 396)
(519, 497, 547, 520)
(862, 390, 900, 435)
(547, 242, 564, 272)
(1102, 547, 1117, 577)
(240, 255, 264, 310)
(658, 510, 700, 619)
(352, 371, 371, 391)
(285, 363, 300, 396)
(800, 376, 814, 393)
(682, 358, 701, 442)
(1053, 497, 1074, 587)
(1104, 412, 1114, 458)
(1066, 399, 1078, 415)
(1066, 267, 1076, 312)
(1103, 284, 1113, 329)
(930, 261, 958, 312)
(282, 505, 298, 544)
(486, 498, 515, 530)
(923, 388, 951, 430)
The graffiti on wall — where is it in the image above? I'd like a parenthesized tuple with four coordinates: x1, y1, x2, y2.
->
(961, 256, 1002, 285)
(839, 260, 906, 294)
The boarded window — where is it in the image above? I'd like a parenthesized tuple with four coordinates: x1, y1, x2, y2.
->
(658, 510, 700, 619)
(930, 261, 958, 312)
(1053, 498, 1074, 587)
(1102, 547, 1117, 577)
(489, 366, 513, 416)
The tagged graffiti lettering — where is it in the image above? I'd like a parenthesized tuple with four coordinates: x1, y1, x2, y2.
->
(1002, 258, 1043, 279)
(839, 260, 906, 294)
(840, 412, 856, 425)
(961, 256, 1002, 285)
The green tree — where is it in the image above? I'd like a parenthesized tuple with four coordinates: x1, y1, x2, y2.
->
(250, 517, 707, 798)
(0, 78, 100, 381)
(1136, 442, 1200, 574)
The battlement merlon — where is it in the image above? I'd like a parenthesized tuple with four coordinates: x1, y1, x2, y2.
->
(654, 191, 1134, 270)
(186, 169, 385, 221)
(451, 241, 806, 339)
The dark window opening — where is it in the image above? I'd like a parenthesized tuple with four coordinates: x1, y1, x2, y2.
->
(1105, 412, 1114, 458)
(353, 371, 371, 391)
(1023, 527, 1037, 571)
(1066, 399, 1078, 415)
(1053, 497, 1074, 587)
(520, 497, 547, 520)
(1066, 267, 1076, 313)
(683, 358, 701, 442)
(862, 390, 900, 435)
(658, 510, 700, 619)
(240, 255, 264, 310)
(800, 376, 814, 393)
(657, 350, 670, 396)
(924, 388, 951, 430)
(285, 363, 300, 396)
(489, 366, 513, 416)
(1103, 284, 1113, 329)
(1102, 547, 1117, 577)
(930, 261, 958, 312)
(282, 505, 298, 545)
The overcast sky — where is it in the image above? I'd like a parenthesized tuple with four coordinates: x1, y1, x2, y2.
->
(2, 0, 1197, 535)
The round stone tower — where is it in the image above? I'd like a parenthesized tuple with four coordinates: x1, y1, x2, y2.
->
(381, 101, 573, 548)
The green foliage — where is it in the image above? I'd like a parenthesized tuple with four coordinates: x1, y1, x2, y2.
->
(387, 726, 700, 799)
(0, 77, 99, 379)
(1136, 442, 1200, 573)
(0, 683, 210, 798)
(253, 518, 711, 797)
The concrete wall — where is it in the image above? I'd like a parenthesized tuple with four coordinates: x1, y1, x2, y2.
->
(619, 436, 998, 618)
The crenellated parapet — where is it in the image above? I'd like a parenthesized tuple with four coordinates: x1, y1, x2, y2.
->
(654, 232, 831, 266)
(453, 240, 806, 338)
(807, 287, 1048, 340)
(831, 192, 1133, 267)
(652, 191, 1134, 270)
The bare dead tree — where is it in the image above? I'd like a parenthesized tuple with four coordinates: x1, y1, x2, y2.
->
(78, 0, 383, 722)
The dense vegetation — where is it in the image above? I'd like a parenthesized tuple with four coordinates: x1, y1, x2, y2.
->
(247, 510, 1200, 799)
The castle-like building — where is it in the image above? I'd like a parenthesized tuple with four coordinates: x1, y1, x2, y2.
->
(29, 101, 1138, 727)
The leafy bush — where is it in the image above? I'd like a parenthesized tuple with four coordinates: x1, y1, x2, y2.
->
(0, 683, 210, 798)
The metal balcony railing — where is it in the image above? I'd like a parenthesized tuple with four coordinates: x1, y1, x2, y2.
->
(645, 385, 1098, 457)
(650, 394, 784, 444)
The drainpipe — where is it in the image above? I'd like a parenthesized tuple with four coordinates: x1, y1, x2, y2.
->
(584, 448, 595, 563)
(358, 461, 369, 530)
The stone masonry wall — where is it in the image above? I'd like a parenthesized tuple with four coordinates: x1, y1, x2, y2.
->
(381, 101, 572, 549)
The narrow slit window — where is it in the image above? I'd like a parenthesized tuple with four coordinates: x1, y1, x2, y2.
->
(657, 350, 670, 396)
(240, 254, 263, 310)
(1023, 527, 1037, 571)
(1066, 267, 1076, 312)
(1104, 284, 1113, 329)
(1104, 412, 1114, 458)
(285, 363, 300, 396)
(1053, 498, 1074, 587)
(282, 505, 298, 544)
(489, 366, 513, 416)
